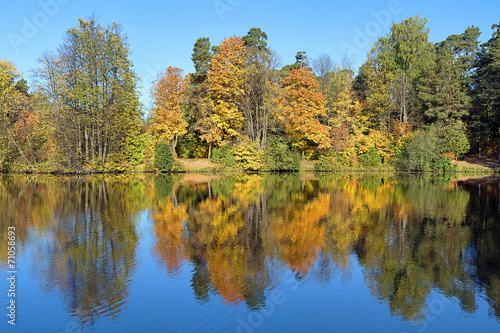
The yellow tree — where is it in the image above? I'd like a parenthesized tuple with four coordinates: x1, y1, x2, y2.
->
(152, 198, 188, 276)
(151, 66, 188, 152)
(200, 36, 246, 157)
(277, 67, 331, 158)
(0, 59, 39, 169)
(270, 191, 329, 275)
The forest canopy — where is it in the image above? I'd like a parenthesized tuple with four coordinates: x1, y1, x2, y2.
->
(1, 16, 500, 173)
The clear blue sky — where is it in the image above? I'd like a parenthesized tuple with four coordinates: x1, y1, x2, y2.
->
(1, 0, 499, 112)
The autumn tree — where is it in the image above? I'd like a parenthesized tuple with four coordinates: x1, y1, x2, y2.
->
(0, 60, 34, 169)
(276, 67, 331, 158)
(0, 60, 50, 171)
(151, 66, 188, 153)
(198, 36, 246, 157)
(241, 28, 281, 150)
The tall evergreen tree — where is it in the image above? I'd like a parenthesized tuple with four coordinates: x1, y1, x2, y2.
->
(191, 37, 212, 84)
(419, 26, 480, 123)
(471, 23, 500, 144)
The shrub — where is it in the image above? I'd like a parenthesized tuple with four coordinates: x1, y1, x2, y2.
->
(431, 155, 456, 173)
(233, 141, 264, 171)
(264, 137, 301, 171)
(315, 155, 337, 171)
(210, 144, 237, 168)
(442, 121, 470, 160)
(171, 159, 186, 172)
(395, 129, 440, 172)
(154, 139, 174, 172)
(129, 132, 155, 166)
(359, 147, 382, 168)
(395, 125, 456, 172)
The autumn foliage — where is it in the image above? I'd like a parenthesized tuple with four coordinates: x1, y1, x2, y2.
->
(151, 66, 188, 152)
(277, 67, 331, 152)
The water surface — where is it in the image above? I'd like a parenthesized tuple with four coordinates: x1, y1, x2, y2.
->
(1, 173, 499, 332)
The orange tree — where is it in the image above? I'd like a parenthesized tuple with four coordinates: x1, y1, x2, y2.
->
(275, 67, 331, 158)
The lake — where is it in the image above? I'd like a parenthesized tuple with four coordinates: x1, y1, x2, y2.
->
(1, 173, 499, 332)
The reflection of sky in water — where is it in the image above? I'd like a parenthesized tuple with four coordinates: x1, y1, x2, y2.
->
(1, 175, 500, 332)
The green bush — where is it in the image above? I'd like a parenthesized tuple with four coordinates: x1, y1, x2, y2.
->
(359, 148, 382, 168)
(442, 121, 470, 160)
(210, 144, 237, 168)
(171, 159, 186, 172)
(431, 155, 456, 172)
(154, 140, 174, 172)
(129, 133, 154, 166)
(315, 155, 336, 171)
(264, 137, 301, 171)
(395, 126, 455, 172)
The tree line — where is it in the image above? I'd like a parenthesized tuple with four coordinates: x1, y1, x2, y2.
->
(1, 15, 499, 173)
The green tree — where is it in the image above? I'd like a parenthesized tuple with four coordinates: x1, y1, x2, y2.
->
(442, 120, 470, 160)
(33, 17, 141, 171)
(419, 27, 480, 123)
(377, 16, 434, 123)
(355, 47, 395, 132)
(242, 27, 268, 52)
(154, 139, 174, 172)
(471, 23, 500, 144)
(191, 37, 212, 84)
(280, 51, 308, 77)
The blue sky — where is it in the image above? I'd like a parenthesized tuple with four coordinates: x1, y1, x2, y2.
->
(1, 0, 499, 111)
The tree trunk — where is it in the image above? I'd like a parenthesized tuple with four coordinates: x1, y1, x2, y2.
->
(478, 137, 481, 160)
(84, 126, 89, 161)
(3, 125, 34, 169)
(21, 117, 37, 164)
(172, 133, 179, 157)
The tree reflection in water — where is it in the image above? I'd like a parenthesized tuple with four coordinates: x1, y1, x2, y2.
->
(151, 173, 500, 320)
(0, 175, 150, 327)
(0, 173, 499, 324)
